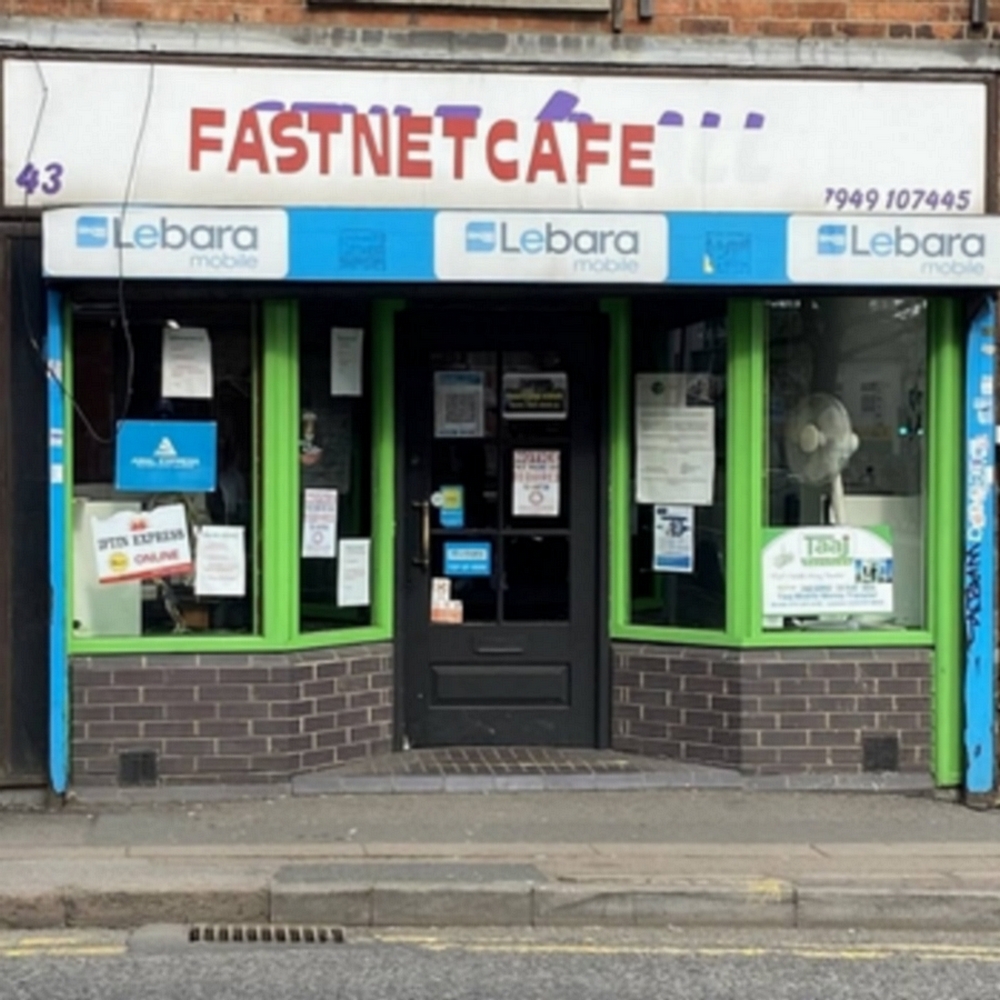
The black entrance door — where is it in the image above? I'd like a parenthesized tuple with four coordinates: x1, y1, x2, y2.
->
(400, 302, 603, 747)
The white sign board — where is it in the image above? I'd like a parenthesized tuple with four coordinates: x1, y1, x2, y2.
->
(162, 326, 213, 399)
(337, 538, 371, 608)
(653, 505, 694, 574)
(635, 376, 715, 506)
(788, 215, 1000, 286)
(5, 60, 986, 212)
(91, 503, 192, 584)
(43, 206, 288, 280)
(435, 212, 667, 282)
(513, 449, 561, 517)
(302, 488, 338, 559)
(195, 525, 246, 597)
(762, 526, 894, 619)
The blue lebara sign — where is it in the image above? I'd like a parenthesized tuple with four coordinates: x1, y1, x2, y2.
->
(115, 420, 217, 492)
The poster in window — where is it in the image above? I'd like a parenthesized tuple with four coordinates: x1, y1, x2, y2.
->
(502, 372, 568, 420)
(161, 326, 213, 399)
(302, 488, 338, 559)
(512, 449, 560, 517)
(434, 371, 485, 438)
(653, 505, 694, 573)
(762, 525, 894, 620)
(91, 503, 193, 584)
(635, 374, 715, 506)
(337, 538, 371, 607)
(330, 327, 364, 397)
(195, 525, 246, 597)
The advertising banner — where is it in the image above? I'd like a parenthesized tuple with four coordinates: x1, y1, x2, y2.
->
(91, 503, 193, 584)
(7, 61, 986, 213)
(115, 420, 217, 493)
(762, 525, 894, 620)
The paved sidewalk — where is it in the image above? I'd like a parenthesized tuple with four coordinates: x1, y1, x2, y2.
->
(0, 789, 998, 931)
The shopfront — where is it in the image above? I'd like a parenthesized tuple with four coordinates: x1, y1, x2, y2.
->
(10, 56, 996, 788)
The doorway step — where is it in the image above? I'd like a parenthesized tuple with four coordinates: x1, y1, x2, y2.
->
(291, 746, 931, 794)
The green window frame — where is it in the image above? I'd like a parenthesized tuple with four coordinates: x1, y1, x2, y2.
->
(64, 297, 398, 656)
(607, 294, 962, 663)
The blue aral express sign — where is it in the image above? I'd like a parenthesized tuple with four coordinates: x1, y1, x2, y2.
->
(115, 420, 217, 492)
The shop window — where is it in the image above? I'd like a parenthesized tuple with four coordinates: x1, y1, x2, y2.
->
(70, 300, 258, 637)
(629, 298, 727, 630)
(298, 301, 373, 632)
(765, 298, 927, 631)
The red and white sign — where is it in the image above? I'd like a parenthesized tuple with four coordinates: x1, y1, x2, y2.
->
(513, 449, 561, 518)
(91, 503, 193, 584)
(3, 60, 987, 212)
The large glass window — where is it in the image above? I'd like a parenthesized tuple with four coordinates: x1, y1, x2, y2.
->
(766, 298, 927, 631)
(298, 300, 373, 632)
(71, 299, 258, 638)
(629, 298, 727, 630)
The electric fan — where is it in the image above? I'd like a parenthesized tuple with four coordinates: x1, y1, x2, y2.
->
(783, 393, 859, 525)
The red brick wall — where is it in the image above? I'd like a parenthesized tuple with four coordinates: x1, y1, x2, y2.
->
(4, 0, 993, 42)
(612, 643, 931, 775)
(72, 643, 393, 786)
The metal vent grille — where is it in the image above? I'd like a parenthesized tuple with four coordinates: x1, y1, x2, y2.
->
(189, 925, 344, 945)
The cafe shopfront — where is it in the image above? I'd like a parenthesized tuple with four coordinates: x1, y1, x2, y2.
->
(10, 56, 995, 789)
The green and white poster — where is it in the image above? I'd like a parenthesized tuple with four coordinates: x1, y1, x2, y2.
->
(762, 526, 894, 619)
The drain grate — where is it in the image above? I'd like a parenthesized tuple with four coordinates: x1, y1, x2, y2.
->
(189, 925, 344, 945)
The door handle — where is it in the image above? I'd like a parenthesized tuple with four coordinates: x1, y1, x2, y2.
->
(411, 499, 430, 570)
(476, 646, 524, 655)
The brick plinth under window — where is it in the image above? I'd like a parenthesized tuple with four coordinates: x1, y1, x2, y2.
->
(612, 643, 930, 775)
(71, 644, 393, 786)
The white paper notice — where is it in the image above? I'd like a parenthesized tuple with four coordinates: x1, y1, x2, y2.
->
(512, 449, 561, 517)
(337, 538, 371, 607)
(162, 326, 213, 399)
(302, 488, 338, 559)
(636, 376, 715, 505)
(434, 371, 485, 438)
(653, 505, 694, 574)
(195, 525, 246, 597)
(330, 327, 364, 397)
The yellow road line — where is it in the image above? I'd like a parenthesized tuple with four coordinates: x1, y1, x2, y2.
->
(371, 934, 1000, 963)
(0, 945, 125, 958)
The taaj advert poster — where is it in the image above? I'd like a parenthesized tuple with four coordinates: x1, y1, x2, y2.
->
(762, 526, 894, 620)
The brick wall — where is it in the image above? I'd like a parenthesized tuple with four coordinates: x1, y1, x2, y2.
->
(612, 643, 931, 775)
(72, 643, 393, 786)
(4, 0, 996, 43)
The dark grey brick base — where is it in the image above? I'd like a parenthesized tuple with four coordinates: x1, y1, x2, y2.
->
(611, 643, 931, 775)
(71, 643, 393, 786)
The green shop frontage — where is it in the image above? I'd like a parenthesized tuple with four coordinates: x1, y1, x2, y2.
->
(16, 55, 997, 790)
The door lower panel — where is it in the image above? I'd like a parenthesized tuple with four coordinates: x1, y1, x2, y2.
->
(432, 664, 570, 705)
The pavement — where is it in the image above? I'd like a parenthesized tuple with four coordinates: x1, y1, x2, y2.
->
(1, 787, 1000, 932)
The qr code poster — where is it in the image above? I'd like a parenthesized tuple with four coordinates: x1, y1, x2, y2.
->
(434, 371, 485, 439)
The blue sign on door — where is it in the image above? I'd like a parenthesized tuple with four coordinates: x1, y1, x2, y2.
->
(443, 540, 492, 577)
(115, 420, 217, 492)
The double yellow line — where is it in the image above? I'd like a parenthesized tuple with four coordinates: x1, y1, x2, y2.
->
(0, 935, 125, 959)
(373, 934, 1000, 964)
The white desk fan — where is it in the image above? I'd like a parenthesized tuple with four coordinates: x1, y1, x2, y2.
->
(784, 393, 859, 525)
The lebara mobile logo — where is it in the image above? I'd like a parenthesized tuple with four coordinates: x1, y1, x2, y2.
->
(47, 208, 289, 280)
(788, 215, 1000, 286)
(437, 212, 668, 284)
(817, 224, 848, 256)
(465, 222, 497, 253)
(76, 216, 109, 249)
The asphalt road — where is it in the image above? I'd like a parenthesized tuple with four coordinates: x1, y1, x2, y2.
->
(3, 927, 1000, 1000)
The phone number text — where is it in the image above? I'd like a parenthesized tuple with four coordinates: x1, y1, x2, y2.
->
(824, 188, 973, 212)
